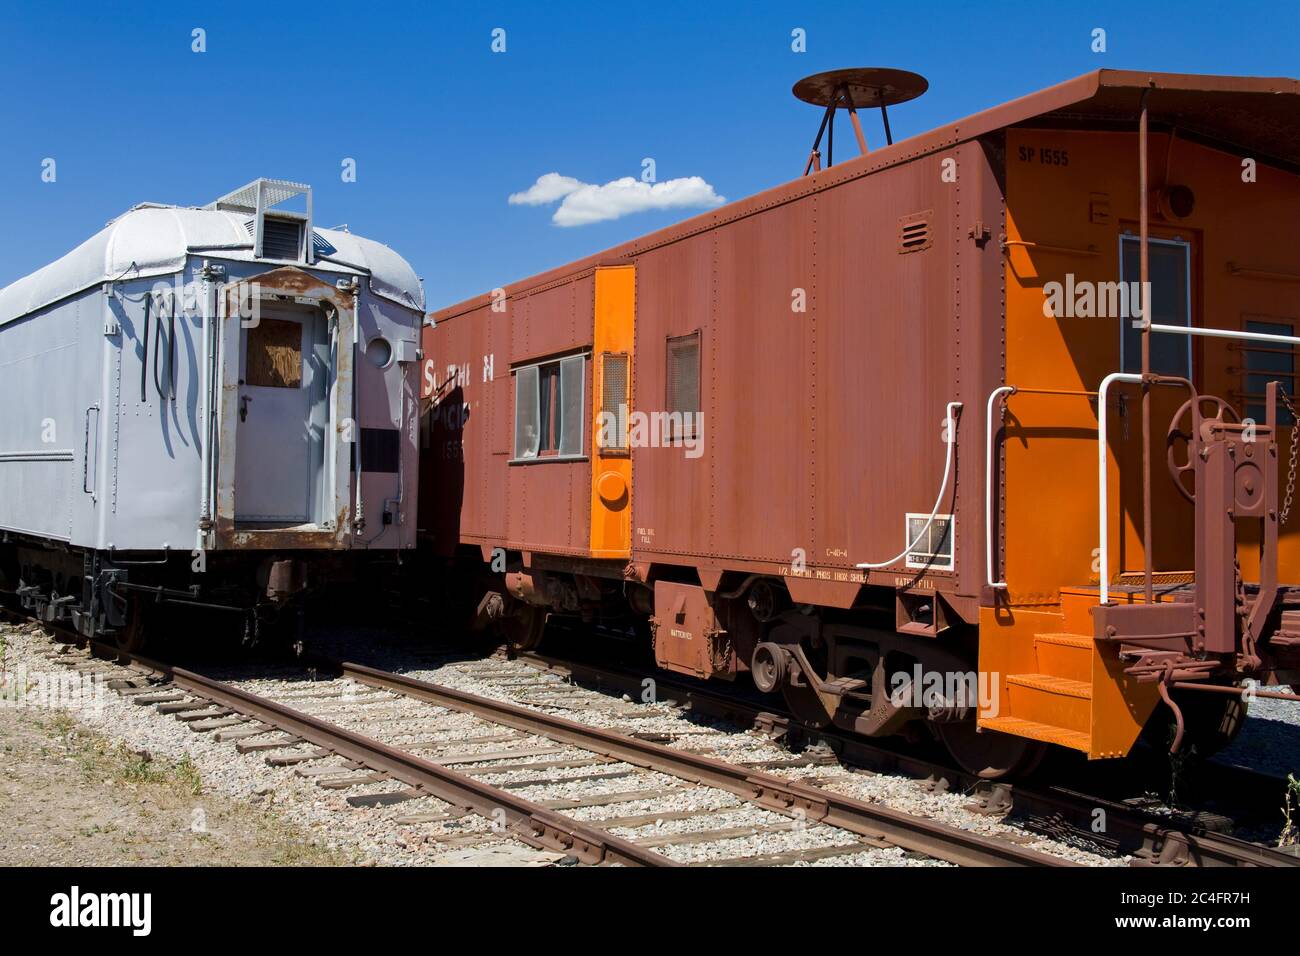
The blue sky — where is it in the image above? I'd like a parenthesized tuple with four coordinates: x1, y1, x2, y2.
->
(0, 0, 1296, 307)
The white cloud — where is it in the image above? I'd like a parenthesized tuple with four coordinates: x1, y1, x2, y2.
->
(507, 172, 726, 226)
(507, 173, 584, 206)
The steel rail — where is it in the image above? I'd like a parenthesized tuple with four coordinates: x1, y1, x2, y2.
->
(123, 650, 674, 868)
(505, 646, 1300, 868)
(325, 657, 1071, 867)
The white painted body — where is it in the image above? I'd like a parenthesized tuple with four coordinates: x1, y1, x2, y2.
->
(0, 199, 424, 555)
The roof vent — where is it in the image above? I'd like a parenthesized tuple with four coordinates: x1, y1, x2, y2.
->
(793, 67, 928, 175)
(207, 178, 313, 264)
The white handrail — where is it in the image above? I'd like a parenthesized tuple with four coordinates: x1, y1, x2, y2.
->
(985, 386, 1016, 588)
(857, 401, 962, 570)
(1149, 323, 1300, 346)
(1097, 372, 1142, 604)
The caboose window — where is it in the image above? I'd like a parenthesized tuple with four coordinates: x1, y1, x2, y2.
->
(245, 318, 303, 388)
(1120, 235, 1191, 377)
(512, 354, 584, 460)
(1243, 319, 1296, 426)
(666, 331, 701, 440)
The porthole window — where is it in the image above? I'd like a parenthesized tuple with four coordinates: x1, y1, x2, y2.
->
(365, 337, 393, 369)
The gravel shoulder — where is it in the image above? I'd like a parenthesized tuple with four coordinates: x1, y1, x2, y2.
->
(0, 691, 346, 866)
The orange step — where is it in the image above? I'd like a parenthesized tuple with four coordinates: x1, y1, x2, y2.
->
(979, 715, 1091, 753)
(979, 592, 1168, 760)
(1059, 587, 1102, 634)
(1004, 673, 1092, 735)
(1033, 632, 1093, 683)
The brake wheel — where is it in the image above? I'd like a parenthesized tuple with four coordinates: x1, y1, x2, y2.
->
(1166, 395, 1239, 503)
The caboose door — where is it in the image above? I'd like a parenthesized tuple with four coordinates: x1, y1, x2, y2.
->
(233, 303, 330, 525)
(1115, 231, 1197, 574)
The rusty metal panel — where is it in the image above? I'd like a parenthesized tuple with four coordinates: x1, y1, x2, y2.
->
(707, 201, 815, 565)
(812, 156, 960, 585)
(624, 153, 970, 595)
(628, 237, 714, 556)
(424, 270, 596, 558)
(958, 137, 1009, 606)
(651, 580, 724, 679)
(420, 302, 490, 555)
(513, 272, 591, 364)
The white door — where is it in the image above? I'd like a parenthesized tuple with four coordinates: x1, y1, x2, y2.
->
(234, 304, 329, 524)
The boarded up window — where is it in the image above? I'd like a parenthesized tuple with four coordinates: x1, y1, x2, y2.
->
(246, 318, 302, 388)
(666, 331, 700, 439)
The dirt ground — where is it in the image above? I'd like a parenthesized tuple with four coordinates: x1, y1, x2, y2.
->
(0, 703, 348, 867)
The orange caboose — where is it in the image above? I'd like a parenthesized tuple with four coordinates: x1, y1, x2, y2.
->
(420, 69, 1300, 777)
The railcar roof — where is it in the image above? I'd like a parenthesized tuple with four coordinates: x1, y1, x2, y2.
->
(432, 68, 1300, 322)
(0, 205, 424, 327)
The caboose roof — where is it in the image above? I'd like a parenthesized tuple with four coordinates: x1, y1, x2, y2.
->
(956, 69, 1300, 171)
(0, 205, 424, 327)
(432, 68, 1300, 322)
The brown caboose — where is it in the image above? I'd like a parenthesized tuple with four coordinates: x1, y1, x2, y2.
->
(421, 69, 1300, 777)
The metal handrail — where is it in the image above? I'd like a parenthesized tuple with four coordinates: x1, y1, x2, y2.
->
(1149, 323, 1300, 346)
(985, 385, 1100, 590)
(1097, 373, 1142, 604)
(985, 386, 1016, 589)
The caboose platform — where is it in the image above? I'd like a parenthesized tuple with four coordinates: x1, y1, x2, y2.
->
(984, 581, 1297, 758)
(982, 585, 1191, 758)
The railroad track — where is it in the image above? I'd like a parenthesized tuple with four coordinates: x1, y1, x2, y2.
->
(17, 625, 1070, 867)
(13, 607, 1295, 867)
(497, 644, 1300, 868)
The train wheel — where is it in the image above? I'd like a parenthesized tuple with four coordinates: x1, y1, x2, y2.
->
(781, 681, 835, 729)
(781, 669, 838, 729)
(112, 597, 149, 661)
(1181, 693, 1248, 757)
(501, 605, 547, 652)
(1145, 690, 1248, 758)
(936, 720, 1048, 779)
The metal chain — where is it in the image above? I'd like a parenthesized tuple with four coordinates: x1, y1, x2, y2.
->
(1278, 385, 1300, 524)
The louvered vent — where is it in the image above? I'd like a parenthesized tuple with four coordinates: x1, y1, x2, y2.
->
(898, 211, 933, 254)
(312, 231, 337, 257)
(666, 331, 700, 439)
(261, 217, 304, 260)
(600, 352, 630, 451)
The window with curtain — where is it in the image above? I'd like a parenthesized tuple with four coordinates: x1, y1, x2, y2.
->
(513, 354, 585, 459)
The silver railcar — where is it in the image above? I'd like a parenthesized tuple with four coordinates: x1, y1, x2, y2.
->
(0, 179, 424, 650)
